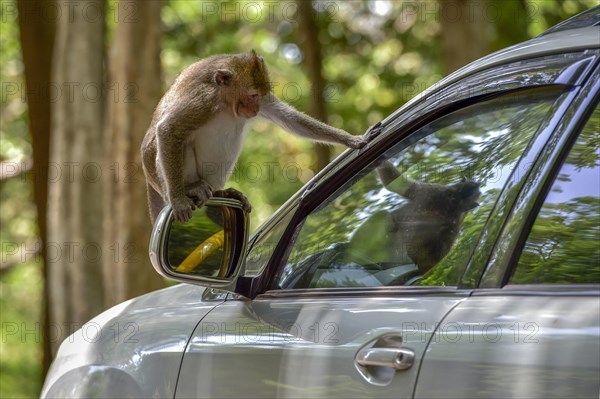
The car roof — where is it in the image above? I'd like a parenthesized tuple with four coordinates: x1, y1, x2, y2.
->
(539, 6, 599, 36)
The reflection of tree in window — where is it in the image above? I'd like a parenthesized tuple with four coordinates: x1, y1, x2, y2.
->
(513, 105, 600, 285)
(279, 89, 566, 289)
(245, 210, 295, 277)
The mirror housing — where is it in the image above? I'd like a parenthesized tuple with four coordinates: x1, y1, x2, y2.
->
(149, 198, 249, 294)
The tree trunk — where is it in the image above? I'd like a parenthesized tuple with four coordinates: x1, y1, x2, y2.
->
(103, 0, 165, 307)
(16, 0, 55, 377)
(47, 0, 106, 355)
(297, 0, 332, 172)
(439, 0, 490, 74)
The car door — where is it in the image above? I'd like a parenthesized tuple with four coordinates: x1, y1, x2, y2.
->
(174, 52, 597, 398)
(414, 68, 600, 399)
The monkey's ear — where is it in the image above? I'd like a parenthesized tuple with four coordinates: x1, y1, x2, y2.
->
(251, 49, 263, 61)
(251, 49, 265, 74)
(251, 49, 265, 67)
(214, 69, 234, 86)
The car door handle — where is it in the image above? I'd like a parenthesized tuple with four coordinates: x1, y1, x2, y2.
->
(356, 347, 414, 371)
(354, 333, 415, 386)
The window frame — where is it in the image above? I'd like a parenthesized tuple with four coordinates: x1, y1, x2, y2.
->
(237, 52, 599, 299)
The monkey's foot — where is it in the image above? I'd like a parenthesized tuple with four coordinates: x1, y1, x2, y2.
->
(186, 180, 213, 208)
(171, 196, 196, 223)
(213, 188, 252, 213)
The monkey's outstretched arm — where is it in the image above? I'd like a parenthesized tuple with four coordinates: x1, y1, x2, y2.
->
(258, 95, 367, 149)
(377, 160, 402, 187)
(376, 160, 416, 196)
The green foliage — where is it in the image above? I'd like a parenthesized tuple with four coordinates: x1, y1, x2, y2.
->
(0, 262, 43, 399)
(515, 197, 600, 284)
(0, 1, 29, 164)
(1, 2, 42, 397)
(526, 0, 599, 36)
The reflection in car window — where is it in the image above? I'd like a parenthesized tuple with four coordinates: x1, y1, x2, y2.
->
(276, 88, 567, 289)
(244, 209, 295, 276)
(512, 105, 600, 285)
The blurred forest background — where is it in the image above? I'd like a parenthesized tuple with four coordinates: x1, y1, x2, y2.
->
(0, 0, 596, 397)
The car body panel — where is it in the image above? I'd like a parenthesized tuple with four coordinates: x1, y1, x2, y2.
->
(414, 295, 600, 399)
(41, 284, 224, 398)
(175, 294, 468, 398)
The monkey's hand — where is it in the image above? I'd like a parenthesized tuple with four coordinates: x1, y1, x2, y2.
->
(171, 181, 213, 223)
(186, 180, 213, 208)
(213, 188, 252, 213)
(346, 135, 368, 149)
(171, 196, 196, 223)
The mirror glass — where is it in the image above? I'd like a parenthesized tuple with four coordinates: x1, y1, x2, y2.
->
(166, 206, 230, 278)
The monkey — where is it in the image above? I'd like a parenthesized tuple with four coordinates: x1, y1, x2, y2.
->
(379, 160, 480, 275)
(141, 50, 367, 223)
(348, 160, 480, 278)
(390, 180, 480, 275)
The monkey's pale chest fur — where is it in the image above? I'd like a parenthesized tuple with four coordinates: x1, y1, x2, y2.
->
(183, 112, 250, 190)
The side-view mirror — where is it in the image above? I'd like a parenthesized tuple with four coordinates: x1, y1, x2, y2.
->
(149, 198, 249, 293)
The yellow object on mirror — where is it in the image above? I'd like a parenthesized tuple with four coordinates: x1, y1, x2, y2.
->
(175, 230, 225, 274)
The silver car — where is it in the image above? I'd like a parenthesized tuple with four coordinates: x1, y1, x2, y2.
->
(42, 8, 600, 399)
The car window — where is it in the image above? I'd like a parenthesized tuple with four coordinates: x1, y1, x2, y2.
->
(274, 88, 567, 289)
(511, 104, 600, 285)
(244, 209, 296, 276)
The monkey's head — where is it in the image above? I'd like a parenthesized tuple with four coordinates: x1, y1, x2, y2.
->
(214, 50, 271, 119)
(448, 178, 481, 213)
(412, 178, 481, 217)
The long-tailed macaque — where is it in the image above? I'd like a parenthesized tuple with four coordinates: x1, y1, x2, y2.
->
(142, 51, 366, 223)
(350, 161, 480, 278)
(380, 161, 480, 274)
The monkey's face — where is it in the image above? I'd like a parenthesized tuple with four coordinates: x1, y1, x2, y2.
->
(236, 88, 262, 118)
(416, 179, 481, 217)
(237, 51, 270, 118)
(216, 51, 271, 119)
(450, 180, 481, 212)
